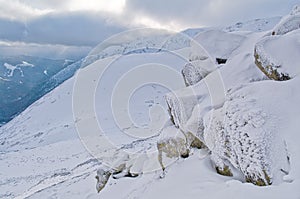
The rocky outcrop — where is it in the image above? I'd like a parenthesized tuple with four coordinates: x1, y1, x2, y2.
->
(157, 126, 204, 171)
(182, 46, 215, 86)
(96, 168, 112, 193)
(165, 82, 289, 186)
(164, 15, 299, 185)
(203, 94, 274, 185)
(95, 151, 148, 192)
(254, 47, 290, 81)
(254, 5, 300, 81)
(182, 62, 209, 86)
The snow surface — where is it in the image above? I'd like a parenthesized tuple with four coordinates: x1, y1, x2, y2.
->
(224, 17, 282, 33)
(194, 30, 246, 60)
(0, 50, 188, 198)
(1, 10, 300, 199)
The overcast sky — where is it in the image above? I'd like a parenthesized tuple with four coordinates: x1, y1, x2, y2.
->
(0, 0, 299, 46)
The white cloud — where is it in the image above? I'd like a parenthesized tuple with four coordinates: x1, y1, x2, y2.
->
(19, 0, 126, 13)
(124, 0, 300, 29)
(0, 0, 52, 22)
(66, 0, 126, 13)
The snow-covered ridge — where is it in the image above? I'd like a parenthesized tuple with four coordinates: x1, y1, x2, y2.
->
(224, 17, 281, 33)
(0, 56, 77, 126)
(82, 17, 280, 68)
(1, 6, 300, 198)
(272, 5, 300, 35)
(81, 32, 191, 67)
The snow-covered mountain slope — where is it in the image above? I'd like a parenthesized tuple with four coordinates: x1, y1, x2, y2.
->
(0, 56, 78, 126)
(0, 29, 192, 127)
(0, 49, 189, 198)
(0, 16, 280, 127)
(224, 17, 282, 33)
(1, 9, 300, 199)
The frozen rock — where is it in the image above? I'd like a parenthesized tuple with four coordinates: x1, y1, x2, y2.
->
(203, 85, 290, 185)
(254, 29, 300, 80)
(95, 167, 112, 193)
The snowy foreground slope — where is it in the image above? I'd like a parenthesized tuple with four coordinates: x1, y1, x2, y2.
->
(1, 9, 300, 199)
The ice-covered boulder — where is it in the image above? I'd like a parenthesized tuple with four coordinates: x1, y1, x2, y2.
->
(95, 167, 112, 193)
(254, 29, 300, 80)
(165, 69, 225, 141)
(95, 150, 147, 192)
(181, 30, 246, 86)
(165, 26, 298, 185)
(157, 126, 204, 171)
(255, 6, 300, 81)
(165, 85, 208, 141)
(272, 5, 300, 35)
(202, 70, 300, 186)
(157, 126, 190, 171)
(181, 59, 213, 86)
(203, 91, 278, 185)
(181, 40, 215, 86)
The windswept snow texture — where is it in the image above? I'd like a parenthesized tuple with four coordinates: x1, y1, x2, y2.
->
(1, 9, 300, 199)
(224, 17, 282, 33)
(0, 49, 188, 198)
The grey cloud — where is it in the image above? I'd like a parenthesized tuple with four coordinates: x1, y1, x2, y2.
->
(125, 0, 300, 28)
(0, 12, 126, 46)
(0, 0, 299, 47)
(25, 12, 125, 46)
(0, 19, 26, 41)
